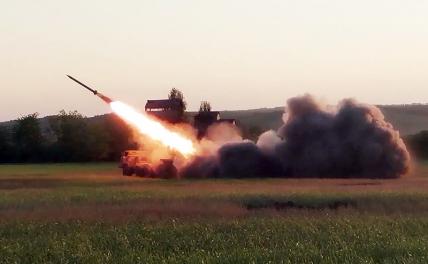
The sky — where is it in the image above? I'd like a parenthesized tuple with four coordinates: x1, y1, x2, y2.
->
(1, 0, 428, 121)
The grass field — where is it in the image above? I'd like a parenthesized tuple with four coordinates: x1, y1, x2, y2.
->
(1, 163, 428, 263)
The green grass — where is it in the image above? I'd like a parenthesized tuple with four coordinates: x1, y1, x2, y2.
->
(1, 163, 428, 263)
(0, 163, 116, 177)
(1, 217, 428, 263)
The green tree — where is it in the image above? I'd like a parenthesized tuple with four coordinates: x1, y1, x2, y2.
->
(85, 122, 110, 161)
(168, 87, 187, 111)
(13, 113, 43, 162)
(103, 114, 137, 160)
(50, 110, 109, 161)
(0, 126, 14, 162)
(405, 131, 428, 159)
(168, 87, 187, 122)
(199, 101, 212, 112)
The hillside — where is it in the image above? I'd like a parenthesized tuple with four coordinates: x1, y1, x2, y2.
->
(219, 104, 428, 136)
(2, 104, 428, 137)
(378, 105, 428, 135)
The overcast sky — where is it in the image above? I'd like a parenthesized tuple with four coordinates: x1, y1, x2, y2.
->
(1, 0, 427, 121)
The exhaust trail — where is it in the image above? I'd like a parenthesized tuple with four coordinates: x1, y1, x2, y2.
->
(67, 75, 196, 156)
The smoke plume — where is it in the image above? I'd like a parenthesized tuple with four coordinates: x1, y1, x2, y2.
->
(181, 95, 410, 179)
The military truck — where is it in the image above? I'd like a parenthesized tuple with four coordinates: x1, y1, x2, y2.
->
(119, 150, 178, 178)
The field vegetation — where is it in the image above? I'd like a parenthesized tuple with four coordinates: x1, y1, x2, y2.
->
(1, 163, 428, 263)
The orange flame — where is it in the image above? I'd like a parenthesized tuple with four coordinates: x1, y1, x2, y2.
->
(110, 101, 195, 156)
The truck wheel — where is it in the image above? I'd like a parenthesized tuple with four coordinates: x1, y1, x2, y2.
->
(168, 166, 178, 179)
(135, 167, 146, 177)
(158, 164, 178, 179)
(123, 166, 134, 176)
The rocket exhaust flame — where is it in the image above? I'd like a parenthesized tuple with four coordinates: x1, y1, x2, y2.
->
(67, 75, 196, 156)
(110, 101, 195, 156)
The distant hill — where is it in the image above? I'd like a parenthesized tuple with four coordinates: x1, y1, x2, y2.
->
(377, 105, 428, 135)
(2, 104, 428, 137)
(218, 104, 428, 136)
(219, 107, 284, 132)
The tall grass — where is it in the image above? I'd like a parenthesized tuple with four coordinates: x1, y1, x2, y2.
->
(1, 217, 428, 263)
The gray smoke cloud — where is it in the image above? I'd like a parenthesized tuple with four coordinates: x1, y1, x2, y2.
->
(180, 95, 411, 179)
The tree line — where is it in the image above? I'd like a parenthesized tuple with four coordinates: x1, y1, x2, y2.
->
(0, 111, 136, 163)
(1, 110, 428, 163)
(404, 132, 428, 160)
